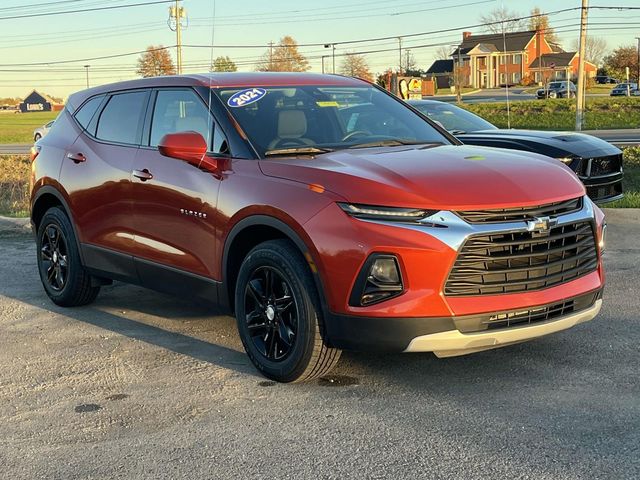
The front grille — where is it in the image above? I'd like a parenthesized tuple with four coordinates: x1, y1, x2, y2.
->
(454, 290, 600, 332)
(586, 179, 623, 203)
(455, 197, 582, 224)
(587, 154, 623, 177)
(445, 221, 598, 296)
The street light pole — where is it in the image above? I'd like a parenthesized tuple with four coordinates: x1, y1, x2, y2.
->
(324, 44, 336, 74)
(575, 0, 588, 131)
(636, 37, 640, 84)
(84, 65, 90, 88)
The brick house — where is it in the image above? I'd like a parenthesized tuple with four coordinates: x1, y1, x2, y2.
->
(448, 29, 597, 88)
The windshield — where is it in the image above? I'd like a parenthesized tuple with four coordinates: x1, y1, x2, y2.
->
(214, 85, 450, 157)
(410, 101, 496, 133)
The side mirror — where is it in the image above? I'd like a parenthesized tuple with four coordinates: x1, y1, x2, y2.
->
(158, 131, 207, 164)
(158, 131, 227, 175)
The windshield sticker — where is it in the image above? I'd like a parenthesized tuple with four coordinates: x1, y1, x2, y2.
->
(227, 88, 266, 108)
(316, 101, 339, 107)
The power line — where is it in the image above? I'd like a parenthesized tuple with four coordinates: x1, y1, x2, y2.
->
(0, 0, 176, 21)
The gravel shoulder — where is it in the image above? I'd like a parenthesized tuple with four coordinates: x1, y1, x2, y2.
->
(0, 211, 638, 479)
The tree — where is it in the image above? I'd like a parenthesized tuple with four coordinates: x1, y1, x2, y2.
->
(339, 53, 372, 81)
(603, 45, 639, 81)
(211, 55, 237, 72)
(402, 50, 418, 74)
(136, 45, 175, 77)
(256, 36, 309, 72)
(529, 7, 557, 44)
(479, 7, 525, 34)
(435, 46, 452, 60)
(571, 37, 608, 66)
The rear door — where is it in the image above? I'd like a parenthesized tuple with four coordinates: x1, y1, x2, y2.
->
(60, 90, 149, 280)
(130, 87, 229, 284)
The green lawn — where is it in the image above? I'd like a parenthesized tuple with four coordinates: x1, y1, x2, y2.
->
(463, 97, 640, 130)
(608, 146, 640, 208)
(0, 111, 58, 144)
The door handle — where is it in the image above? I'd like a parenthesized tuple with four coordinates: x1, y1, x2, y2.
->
(66, 152, 86, 163)
(133, 169, 153, 181)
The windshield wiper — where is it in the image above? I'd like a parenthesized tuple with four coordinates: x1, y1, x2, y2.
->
(449, 129, 466, 135)
(264, 146, 333, 157)
(347, 139, 426, 149)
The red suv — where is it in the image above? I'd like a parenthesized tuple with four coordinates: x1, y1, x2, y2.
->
(30, 73, 606, 382)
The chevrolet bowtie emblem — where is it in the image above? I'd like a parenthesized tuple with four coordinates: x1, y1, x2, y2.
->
(526, 216, 557, 236)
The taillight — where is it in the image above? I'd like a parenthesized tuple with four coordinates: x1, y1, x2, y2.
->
(30, 145, 41, 162)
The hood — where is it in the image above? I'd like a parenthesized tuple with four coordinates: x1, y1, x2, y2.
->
(259, 144, 585, 211)
(458, 129, 620, 159)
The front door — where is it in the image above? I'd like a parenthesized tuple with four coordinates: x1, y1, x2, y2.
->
(130, 88, 229, 288)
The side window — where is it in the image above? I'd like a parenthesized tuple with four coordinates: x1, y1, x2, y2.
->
(151, 90, 208, 146)
(96, 91, 147, 145)
(74, 95, 103, 131)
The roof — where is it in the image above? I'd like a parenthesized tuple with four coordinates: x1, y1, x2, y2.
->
(425, 59, 454, 74)
(529, 52, 577, 68)
(23, 89, 57, 104)
(452, 30, 537, 55)
(67, 72, 367, 112)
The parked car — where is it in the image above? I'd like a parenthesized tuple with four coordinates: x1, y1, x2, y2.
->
(30, 73, 606, 382)
(537, 81, 576, 99)
(407, 99, 623, 204)
(595, 76, 619, 84)
(33, 120, 54, 141)
(610, 83, 638, 96)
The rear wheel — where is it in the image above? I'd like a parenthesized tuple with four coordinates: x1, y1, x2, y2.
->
(235, 240, 341, 383)
(36, 207, 100, 306)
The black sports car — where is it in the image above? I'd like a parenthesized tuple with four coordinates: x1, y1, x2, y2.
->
(408, 99, 623, 204)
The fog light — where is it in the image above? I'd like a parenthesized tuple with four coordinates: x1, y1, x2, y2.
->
(349, 254, 404, 307)
(370, 257, 400, 284)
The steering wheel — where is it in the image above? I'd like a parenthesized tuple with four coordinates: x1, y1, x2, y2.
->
(341, 130, 372, 142)
(270, 137, 309, 149)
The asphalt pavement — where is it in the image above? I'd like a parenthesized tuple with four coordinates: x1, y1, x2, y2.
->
(0, 210, 638, 479)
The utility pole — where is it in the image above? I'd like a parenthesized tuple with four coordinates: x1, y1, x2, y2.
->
(83, 65, 90, 88)
(169, 0, 186, 74)
(457, 46, 462, 103)
(398, 37, 403, 75)
(575, 0, 588, 131)
(636, 37, 640, 83)
(405, 49, 411, 74)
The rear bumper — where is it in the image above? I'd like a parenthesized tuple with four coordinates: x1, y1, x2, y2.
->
(404, 298, 601, 357)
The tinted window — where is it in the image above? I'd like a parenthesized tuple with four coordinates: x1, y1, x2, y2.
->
(96, 91, 147, 145)
(411, 101, 496, 133)
(150, 89, 212, 147)
(74, 95, 103, 130)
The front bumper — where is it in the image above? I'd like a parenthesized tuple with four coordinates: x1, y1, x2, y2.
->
(404, 298, 602, 357)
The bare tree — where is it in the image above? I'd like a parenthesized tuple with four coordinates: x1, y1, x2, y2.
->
(435, 46, 453, 60)
(571, 37, 608, 66)
(479, 7, 525, 34)
(529, 7, 557, 43)
(339, 53, 372, 81)
(256, 36, 310, 72)
(136, 45, 175, 77)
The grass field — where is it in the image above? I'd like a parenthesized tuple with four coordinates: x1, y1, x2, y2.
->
(463, 97, 640, 130)
(1, 147, 638, 217)
(0, 111, 58, 144)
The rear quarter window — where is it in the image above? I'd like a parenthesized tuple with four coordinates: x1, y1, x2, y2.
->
(74, 95, 104, 131)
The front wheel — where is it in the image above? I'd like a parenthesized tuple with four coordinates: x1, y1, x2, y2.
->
(235, 240, 341, 382)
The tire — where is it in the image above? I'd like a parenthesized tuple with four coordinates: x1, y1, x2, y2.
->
(234, 239, 341, 383)
(36, 207, 100, 307)
(34, 133, 41, 142)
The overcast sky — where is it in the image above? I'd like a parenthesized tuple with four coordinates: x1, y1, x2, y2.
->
(0, 0, 638, 99)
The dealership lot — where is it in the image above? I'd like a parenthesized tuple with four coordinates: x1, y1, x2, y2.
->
(1, 211, 638, 479)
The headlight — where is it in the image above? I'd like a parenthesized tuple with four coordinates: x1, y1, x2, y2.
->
(338, 203, 436, 222)
(557, 157, 574, 165)
(599, 223, 607, 253)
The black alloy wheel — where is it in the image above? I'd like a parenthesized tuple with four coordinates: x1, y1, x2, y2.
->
(244, 266, 298, 361)
(40, 224, 68, 292)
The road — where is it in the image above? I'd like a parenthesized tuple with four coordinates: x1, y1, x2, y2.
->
(435, 88, 612, 104)
(0, 143, 31, 155)
(0, 210, 638, 479)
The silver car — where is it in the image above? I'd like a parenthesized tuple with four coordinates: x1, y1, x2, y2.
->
(610, 83, 638, 96)
(33, 120, 54, 142)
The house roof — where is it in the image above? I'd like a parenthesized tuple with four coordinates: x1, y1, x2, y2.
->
(529, 52, 577, 68)
(23, 89, 58, 104)
(425, 59, 454, 74)
(452, 30, 537, 55)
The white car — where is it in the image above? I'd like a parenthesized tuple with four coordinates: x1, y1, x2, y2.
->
(33, 120, 54, 142)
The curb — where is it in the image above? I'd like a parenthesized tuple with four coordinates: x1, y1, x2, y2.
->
(0, 216, 31, 234)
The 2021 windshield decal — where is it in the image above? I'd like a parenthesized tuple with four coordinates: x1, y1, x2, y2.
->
(227, 88, 266, 108)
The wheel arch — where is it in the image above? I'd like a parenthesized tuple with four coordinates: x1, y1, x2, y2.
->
(221, 215, 328, 316)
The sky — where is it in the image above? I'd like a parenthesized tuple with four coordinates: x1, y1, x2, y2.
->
(0, 0, 638, 100)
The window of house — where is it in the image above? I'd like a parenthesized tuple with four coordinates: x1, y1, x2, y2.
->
(513, 72, 521, 83)
(500, 73, 507, 84)
(513, 54, 522, 64)
(499, 55, 506, 65)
